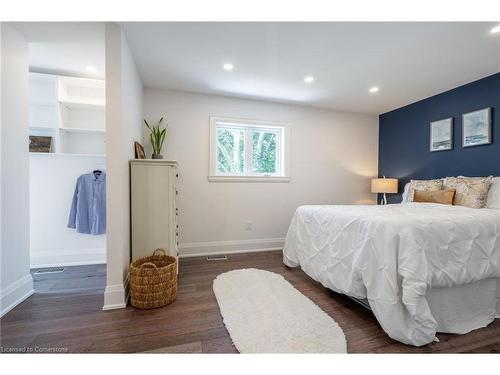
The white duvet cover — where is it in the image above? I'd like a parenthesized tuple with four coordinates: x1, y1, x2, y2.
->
(283, 203, 500, 346)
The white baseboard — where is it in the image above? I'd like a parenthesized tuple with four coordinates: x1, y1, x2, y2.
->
(30, 247, 106, 268)
(102, 273, 129, 311)
(0, 274, 34, 318)
(124, 272, 130, 305)
(102, 301, 126, 311)
(103, 282, 126, 310)
(179, 237, 285, 258)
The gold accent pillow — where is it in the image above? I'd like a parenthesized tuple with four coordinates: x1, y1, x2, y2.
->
(453, 176, 493, 208)
(408, 179, 443, 202)
(414, 189, 456, 205)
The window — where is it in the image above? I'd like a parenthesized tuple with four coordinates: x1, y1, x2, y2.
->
(209, 116, 290, 182)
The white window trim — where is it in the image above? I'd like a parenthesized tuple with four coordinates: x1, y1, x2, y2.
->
(209, 116, 291, 182)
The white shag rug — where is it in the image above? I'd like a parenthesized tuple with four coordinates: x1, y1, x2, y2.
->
(213, 268, 347, 353)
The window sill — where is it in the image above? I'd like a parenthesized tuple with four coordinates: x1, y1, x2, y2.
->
(208, 175, 291, 183)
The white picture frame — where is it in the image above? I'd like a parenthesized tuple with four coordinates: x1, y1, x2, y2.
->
(430, 117, 453, 152)
(462, 107, 492, 148)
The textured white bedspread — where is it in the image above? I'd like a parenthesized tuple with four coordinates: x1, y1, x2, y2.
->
(283, 203, 500, 346)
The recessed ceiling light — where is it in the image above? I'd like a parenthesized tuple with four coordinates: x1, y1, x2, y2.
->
(491, 25, 500, 34)
(304, 76, 314, 83)
(369, 87, 379, 93)
(86, 65, 97, 73)
(223, 63, 234, 71)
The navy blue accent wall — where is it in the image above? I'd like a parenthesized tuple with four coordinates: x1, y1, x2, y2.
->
(379, 72, 500, 203)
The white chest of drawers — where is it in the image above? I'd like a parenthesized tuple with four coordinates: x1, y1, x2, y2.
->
(130, 159, 179, 261)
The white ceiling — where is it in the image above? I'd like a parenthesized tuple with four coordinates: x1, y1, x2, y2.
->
(12, 22, 500, 114)
(13, 22, 105, 79)
(122, 22, 500, 114)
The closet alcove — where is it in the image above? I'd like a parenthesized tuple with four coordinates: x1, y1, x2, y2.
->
(29, 72, 107, 267)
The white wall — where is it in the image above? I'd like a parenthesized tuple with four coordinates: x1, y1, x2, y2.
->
(0, 24, 34, 317)
(104, 23, 143, 310)
(144, 89, 379, 256)
(29, 154, 106, 268)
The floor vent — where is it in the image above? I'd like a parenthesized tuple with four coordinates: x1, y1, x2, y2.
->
(206, 255, 228, 261)
(35, 267, 65, 274)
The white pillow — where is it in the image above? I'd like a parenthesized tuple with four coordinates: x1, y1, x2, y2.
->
(486, 177, 500, 209)
(402, 182, 411, 202)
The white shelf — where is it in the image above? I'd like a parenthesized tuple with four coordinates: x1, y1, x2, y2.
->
(58, 75, 105, 109)
(29, 102, 58, 107)
(30, 152, 106, 158)
(59, 99, 105, 109)
(29, 73, 106, 156)
(29, 126, 58, 132)
(59, 127, 105, 134)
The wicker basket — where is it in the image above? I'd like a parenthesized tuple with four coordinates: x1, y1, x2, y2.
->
(130, 248, 177, 309)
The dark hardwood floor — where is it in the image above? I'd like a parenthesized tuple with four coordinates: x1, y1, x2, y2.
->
(1, 251, 499, 353)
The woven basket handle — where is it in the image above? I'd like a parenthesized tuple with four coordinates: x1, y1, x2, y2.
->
(153, 248, 167, 256)
(140, 262, 157, 269)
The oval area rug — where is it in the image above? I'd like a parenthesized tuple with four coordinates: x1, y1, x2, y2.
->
(213, 268, 347, 353)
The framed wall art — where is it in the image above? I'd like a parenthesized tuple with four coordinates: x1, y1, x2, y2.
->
(29, 135, 53, 153)
(430, 117, 453, 152)
(462, 107, 491, 148)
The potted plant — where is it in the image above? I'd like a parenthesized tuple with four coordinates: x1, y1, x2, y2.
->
(144, 117, 167, 159)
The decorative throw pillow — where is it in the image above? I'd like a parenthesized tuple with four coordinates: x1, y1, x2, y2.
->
(453, 176, 493, 208)
(443, 176, 457, 190)
(413, 189, 456, 205)
(486, 177, 500, 209)
(407, 179, 443, 202)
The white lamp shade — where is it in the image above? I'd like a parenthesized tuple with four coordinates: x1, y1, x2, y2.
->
(371, 178, 398, 194)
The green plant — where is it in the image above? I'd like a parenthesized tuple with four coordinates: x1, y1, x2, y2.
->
(144, 117, 167, 156)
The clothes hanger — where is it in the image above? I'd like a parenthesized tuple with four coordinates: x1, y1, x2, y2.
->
(92, 160, 105, 178)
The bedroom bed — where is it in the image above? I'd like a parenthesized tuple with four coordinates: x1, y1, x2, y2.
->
(283, 202, 500, 346)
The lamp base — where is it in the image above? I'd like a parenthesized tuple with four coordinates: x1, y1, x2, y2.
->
(380, 193, 388, 205)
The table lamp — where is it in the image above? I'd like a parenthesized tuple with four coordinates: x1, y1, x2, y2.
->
(371, 176, 398, 205)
